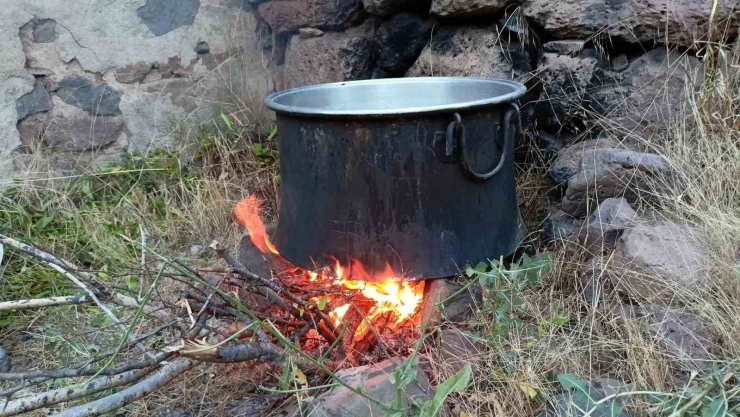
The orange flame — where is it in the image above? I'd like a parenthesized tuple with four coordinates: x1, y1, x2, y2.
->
(233, 195, 425, 330)
(234, 194, 279, 255)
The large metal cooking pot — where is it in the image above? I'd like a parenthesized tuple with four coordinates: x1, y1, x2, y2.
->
(264, 77, 526, 280)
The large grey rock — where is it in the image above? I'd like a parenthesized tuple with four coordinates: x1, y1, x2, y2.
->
(611, 222, 710, 303)
(17, 112, 124, 151)
(431, 0, 513, 17)
(639, 304, 714, 369)
(258, 0, 365, 34)
(283, 31, 373, 89)
(137, 0, 201, 37)
(374, 13, 430, 74)
(406, 24, 531, 80)
(56, 77, 122, 116)
(32, 19, 57, 43)
(15, 79, 52, 120)
(590, 48, 702, 136)
(548, 137, 623, 184)
(561, 148, 670, 216)
(300, 357, 432, 417)
(522, 0, 737, 48)
(535, 51, 599, 131)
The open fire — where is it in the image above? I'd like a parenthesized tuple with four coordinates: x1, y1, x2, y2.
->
(234, 194, 425, 333)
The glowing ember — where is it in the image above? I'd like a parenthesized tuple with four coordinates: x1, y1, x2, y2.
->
(234, 194, 425, 327)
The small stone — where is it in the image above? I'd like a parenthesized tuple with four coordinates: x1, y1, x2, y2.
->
(639, 304, 714, 369)
(588, 198, 637, 233)
(298, 27, 324, 38)
(373, 13, 430, 74)
(542, 40, 585, 55)
(0, 347, 10, 372)
(56, 76, 122, 115)
(362, 0, 419, 16)
(194, 40, 210, 54)
(611, 222, 710, 303)
(541, 207, 582, 242)
(299, 357, 432, 417)
(15, 78, 53, 120)
(612, 54, 629, 72)
(114, 62, 152, 84)
(33, 19, 57, 43)
(571, 198, 637, 259)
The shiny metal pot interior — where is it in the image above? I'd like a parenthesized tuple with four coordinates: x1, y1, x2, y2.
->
(265, 77, 526, 280)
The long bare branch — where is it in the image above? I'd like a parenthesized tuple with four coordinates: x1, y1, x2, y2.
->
(0, 352, 172, 381)
(1, 367, 154, 416)
(50, 358, 198, 417)
(0, 295, 94, 311)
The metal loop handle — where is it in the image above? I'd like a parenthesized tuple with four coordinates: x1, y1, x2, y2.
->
(448, 103, 520, 181)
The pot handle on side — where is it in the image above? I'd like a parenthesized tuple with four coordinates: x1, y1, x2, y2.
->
(446, 103, 520, 181)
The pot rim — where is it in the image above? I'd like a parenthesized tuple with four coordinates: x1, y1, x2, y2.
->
(264, 77, 526, 118)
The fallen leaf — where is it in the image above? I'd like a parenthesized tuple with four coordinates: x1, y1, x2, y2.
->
(519, 382, 538, 399)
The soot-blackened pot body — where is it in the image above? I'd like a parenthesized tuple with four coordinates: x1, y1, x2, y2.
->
(265, 77, 526, 280)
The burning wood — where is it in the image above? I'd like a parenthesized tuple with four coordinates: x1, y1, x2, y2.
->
(233, 193, 425, 347)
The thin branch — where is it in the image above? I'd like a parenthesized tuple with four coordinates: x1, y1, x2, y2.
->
(1, 367, 155, 416)
(0, 352, 172, 381)
(0, 295, 94, 311)
(50, 358, 198, 417)
(0, 235, 152, 358)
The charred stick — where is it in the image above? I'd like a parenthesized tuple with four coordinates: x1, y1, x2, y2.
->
(51, 358, 198, 417)
(181, 341, 283, 364)
(352, 304, 390, 360)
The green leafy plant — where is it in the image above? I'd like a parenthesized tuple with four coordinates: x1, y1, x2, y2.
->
(465, 253, 550, 341)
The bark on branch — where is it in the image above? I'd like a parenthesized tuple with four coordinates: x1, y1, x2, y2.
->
(50, 358, 198, 417)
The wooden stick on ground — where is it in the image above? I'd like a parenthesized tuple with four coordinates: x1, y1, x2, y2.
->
(0, 295, 94, 312)
(0, 234, 153, 358)
(51, 358, 198, 417)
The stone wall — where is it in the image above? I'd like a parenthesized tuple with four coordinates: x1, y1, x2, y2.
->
(0, 0, 273, 187)
(256, 0, 733, 139)
(0, 0, 736, 187)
